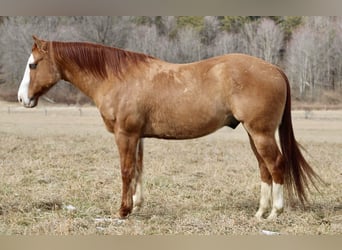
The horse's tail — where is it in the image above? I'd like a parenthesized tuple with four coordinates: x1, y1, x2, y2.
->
(277, 69, 322, 205)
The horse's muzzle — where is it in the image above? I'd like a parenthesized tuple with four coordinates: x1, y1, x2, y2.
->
(18, 95, 37, 108)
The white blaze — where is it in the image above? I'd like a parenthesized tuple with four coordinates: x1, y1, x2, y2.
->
(18, 54, 34, 106)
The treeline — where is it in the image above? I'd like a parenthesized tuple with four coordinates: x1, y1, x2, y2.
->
(0, 16, 341, 105)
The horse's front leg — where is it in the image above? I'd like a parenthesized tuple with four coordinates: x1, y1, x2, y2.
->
(115, 132, 139, 218)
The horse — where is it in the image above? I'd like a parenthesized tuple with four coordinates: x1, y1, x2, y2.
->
(18, 36, 321, 220)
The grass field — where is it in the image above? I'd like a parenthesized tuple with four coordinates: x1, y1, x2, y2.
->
(0, 102, 341, 235)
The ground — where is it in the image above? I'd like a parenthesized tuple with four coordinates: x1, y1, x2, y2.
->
(0, 101, 341, 235)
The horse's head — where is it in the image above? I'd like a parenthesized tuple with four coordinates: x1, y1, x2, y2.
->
(18, 36, 61, 108)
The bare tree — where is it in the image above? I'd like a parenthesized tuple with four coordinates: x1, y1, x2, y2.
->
(241, 18, 284, 65)
(210, 32, 241, 56)
(210, 18, 284, 65)
(331, 19, 342, 91)
(202, 17, 220, 43)
(0, 64, 5, 84)
(158, 16, 177, 38)
(74, 16, 132, 48)
(286, 26, 315, 98)
(173, 27, 203, 63)
(127, 24, 204, 63)
(286, 17, 342, 100)
(125, 25, 160, 56)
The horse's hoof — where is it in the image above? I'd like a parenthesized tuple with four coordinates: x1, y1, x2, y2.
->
(266, 208, 283, 220)
(132, 205, 141, 213)
(114, 211, 130, 220)
(254, 211, 265, 221)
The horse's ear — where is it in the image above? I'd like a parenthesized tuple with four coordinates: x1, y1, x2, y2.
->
(32, 35, 39, 42)
(32, 35, 48, 53)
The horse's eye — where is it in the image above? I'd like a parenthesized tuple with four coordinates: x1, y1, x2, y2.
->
(29, 63, 37, 69)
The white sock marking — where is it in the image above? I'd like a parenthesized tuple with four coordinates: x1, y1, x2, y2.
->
(133, 179, 143, 207)
(267, 182, 284, 220)
(255, 182, 272, 219)
(18, 54, 34, 106)
(272, 182, 284, 210)
(133, 184, 140, 204)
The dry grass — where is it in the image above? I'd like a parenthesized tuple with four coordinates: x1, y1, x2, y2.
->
(0, 102, 341, 235)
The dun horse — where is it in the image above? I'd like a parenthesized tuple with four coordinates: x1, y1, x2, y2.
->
(18, 36, 321, 220)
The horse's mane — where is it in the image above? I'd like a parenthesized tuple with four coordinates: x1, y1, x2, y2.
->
(51, 41, 154, 79)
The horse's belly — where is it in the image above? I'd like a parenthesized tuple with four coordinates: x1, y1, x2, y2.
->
(143, 113, 229, 139)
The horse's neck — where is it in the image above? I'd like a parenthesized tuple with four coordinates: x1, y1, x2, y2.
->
(59, 64, 103, 102)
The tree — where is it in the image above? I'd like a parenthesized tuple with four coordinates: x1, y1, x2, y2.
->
(0, 64, 5, 85)
(271, 16, 303, 41)
(176, 16, 204, 31)
(218, 16, 255, 33)
(285, 17, 342, 100)
(201, 16, 220, 47)
(173, 27, 203, 63)
(211, 18, 284, 64)
(73, 16, 131, 47)
(125, 24, 161, 57)
(210, 32, 241, 56)
(240, 18, 284, 65)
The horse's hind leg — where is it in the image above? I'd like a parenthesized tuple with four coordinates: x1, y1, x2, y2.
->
(246, 129, 285, 219)
(255, 134, 284, 219)
(133, 139, 144, 212)
(248, 134, 272, 219)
